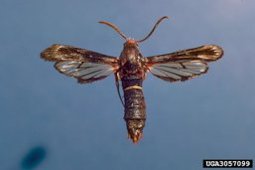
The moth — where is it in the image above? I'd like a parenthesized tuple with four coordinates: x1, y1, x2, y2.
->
(41, 16, 223, 143)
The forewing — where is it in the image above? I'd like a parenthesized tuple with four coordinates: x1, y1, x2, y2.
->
(41, 44, 119, 83)
(145, 45, 223, 82)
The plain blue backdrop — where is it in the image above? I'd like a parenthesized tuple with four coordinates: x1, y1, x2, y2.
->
(0, 0, 255, 169)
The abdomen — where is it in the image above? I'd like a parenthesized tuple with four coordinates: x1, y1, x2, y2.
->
(121, 78, 146, 143)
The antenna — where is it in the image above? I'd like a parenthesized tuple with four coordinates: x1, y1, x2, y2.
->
(137, 16, 169, 43)
(99, 16, 169, 43)
(99, 21, 128, 40)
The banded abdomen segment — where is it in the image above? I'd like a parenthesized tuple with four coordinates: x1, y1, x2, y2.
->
(122, 78, 146, 143)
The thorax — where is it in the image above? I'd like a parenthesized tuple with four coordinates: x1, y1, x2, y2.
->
(119, 46, 145, 80)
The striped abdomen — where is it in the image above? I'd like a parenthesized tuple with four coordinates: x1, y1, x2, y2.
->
(121, 78, 146, 143)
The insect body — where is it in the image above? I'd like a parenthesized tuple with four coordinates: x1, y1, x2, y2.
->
(41, 16, 223, 143)
(119, 39, 147, 143)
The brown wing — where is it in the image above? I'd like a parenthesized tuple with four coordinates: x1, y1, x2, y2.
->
(144, 45, 223, 82)
(41, 44, 119, 83)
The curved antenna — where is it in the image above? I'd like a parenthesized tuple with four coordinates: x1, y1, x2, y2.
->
(99, 21, 128, 40)
(137, 16, 169, 43)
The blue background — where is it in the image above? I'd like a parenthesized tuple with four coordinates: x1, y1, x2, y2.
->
(0, 0, 254, 169)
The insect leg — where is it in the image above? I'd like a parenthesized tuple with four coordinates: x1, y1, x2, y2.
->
(114, 73, 125, 107)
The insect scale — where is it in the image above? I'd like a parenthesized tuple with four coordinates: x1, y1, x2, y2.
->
(41, 16, 223, 143)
